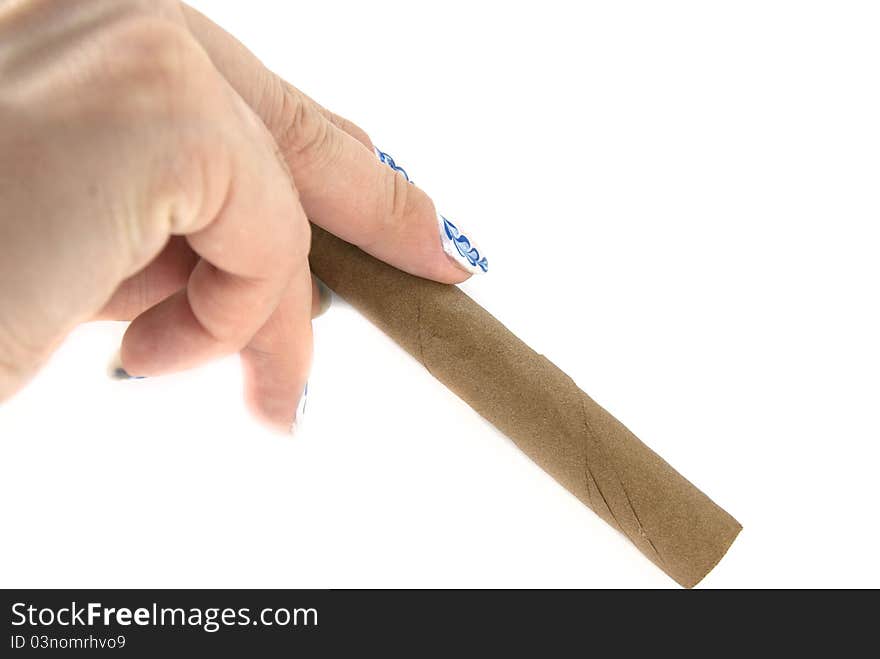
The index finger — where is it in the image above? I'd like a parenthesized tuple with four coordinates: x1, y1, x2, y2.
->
(181, 4, 488, 283)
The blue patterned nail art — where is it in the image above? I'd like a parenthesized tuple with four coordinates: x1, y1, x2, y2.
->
(374, 148, 486, 275)
(375, 147, 412, 183)
(439, 215, 489, 274)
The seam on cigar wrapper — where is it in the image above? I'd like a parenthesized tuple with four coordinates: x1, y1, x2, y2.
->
(308, 225, 741, 588)
(580, 397, 667, 570)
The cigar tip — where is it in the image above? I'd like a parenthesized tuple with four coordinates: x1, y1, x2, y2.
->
(680, 521, 742, 589)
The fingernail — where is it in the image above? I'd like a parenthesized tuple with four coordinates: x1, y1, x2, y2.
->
(290, 382, 308, 435)
(375, 147, 413, 183)
(314, 276, 332, 318)
(438, 214, 489, 274)
(107, 351, 146, 380)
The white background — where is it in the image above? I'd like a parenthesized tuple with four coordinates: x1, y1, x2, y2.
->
(1, 0, 878, 588)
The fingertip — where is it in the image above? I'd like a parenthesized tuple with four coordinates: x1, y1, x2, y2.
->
(371, 148, 487, 284)
(240, 267, 313, 434)
(241, 346, 310, 434)
(433, 268, 473, 286)
(118, 301, 172, 378)
(120, 289, 225, 377)
(422, 253, 473, 284)
(243, 382, 300, 435)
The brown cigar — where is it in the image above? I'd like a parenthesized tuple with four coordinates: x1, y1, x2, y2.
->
(309, 225, 741, 588)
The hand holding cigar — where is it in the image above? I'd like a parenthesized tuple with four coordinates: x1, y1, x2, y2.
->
(0, 0, 739, 586)
(0, 1, 476, 432)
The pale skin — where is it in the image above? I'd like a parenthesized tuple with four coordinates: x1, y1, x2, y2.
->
(0, 0, 470, 430)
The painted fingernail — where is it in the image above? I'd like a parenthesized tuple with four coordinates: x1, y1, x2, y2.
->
(374, 148, 487, 274)
(438, 214, 489, 274)
(375, 147, 412, 183)
(314, 276, 332, 318)
(107, 351, 146, 380)
(290, 382, 308, 435)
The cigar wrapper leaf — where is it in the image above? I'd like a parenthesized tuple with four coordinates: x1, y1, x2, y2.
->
(309, 225, 741, 588)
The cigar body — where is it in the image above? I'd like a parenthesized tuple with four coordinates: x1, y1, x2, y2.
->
(310, 225, 740, 587)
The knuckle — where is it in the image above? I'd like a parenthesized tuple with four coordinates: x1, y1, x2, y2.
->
(77, 18, 211, 270)
(328, 113, 372, 148)
(324, 111, 351, 135)
(103, 17, 206, 110)
(191, 274, 254, 350)
(273, 82, 336, 166)
(372, 166, 415, 244)
(125, 134, 218, 269)
(153, 135, 217, 230)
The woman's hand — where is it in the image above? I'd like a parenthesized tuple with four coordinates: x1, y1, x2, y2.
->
(0, 0, 476, 431)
